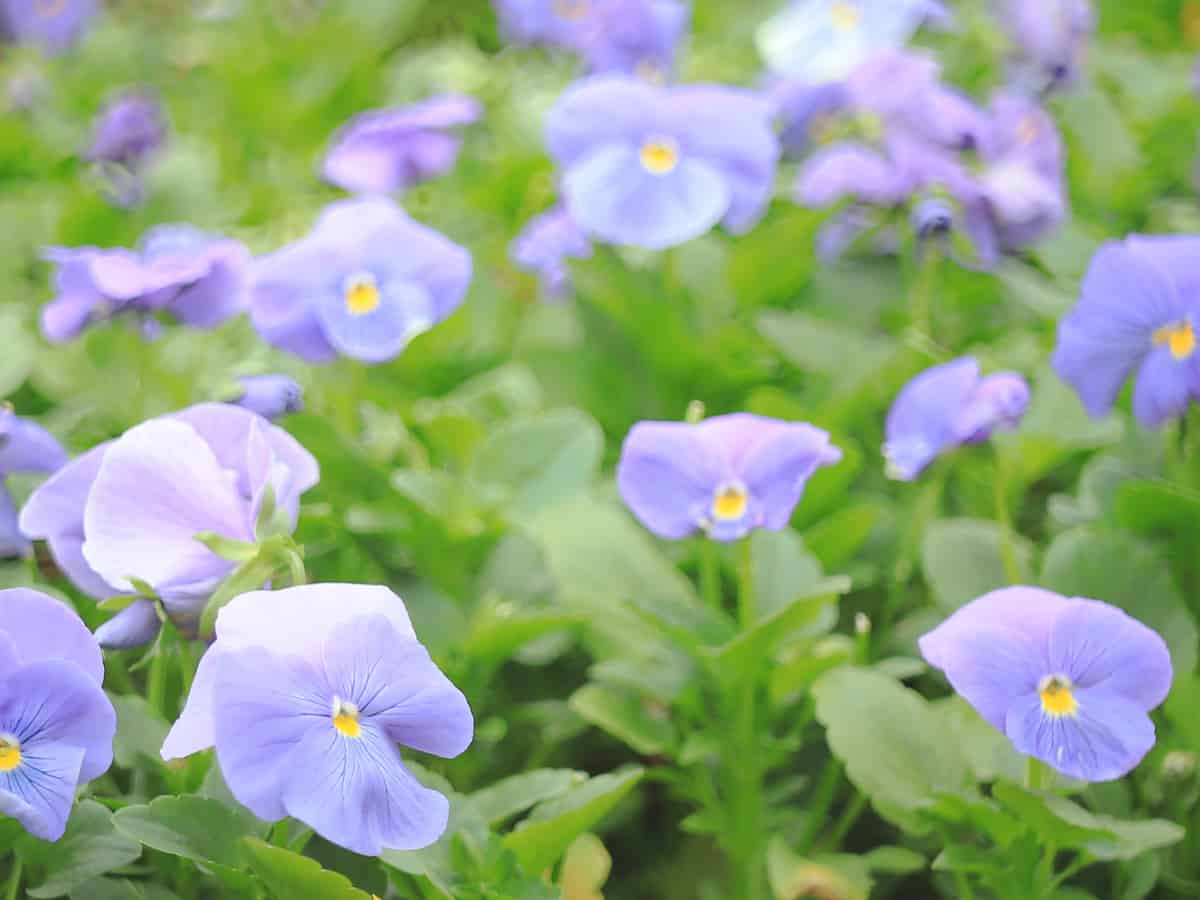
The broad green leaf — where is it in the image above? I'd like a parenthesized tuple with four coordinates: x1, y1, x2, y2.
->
(69, 880, 181, 900)
(920, 518, 1032, 612)
(504, 768, 644, 873)
(749, 528, 826, 620)
(812, 668, 971, 827)
(242, 839, 373, 900)
(462, 600, 580, 669)
(23, 801, 141, 899)
(470, 769, 584, 826)
(933, 697, 1023, 784)
(756, 310, 900, 392)
(1040, 527, 1198, 677)
(569, 683, 676, 756)
(109, 693, 169, 770)
(113, 795, 259, 868)
(0, 307, 33, 395)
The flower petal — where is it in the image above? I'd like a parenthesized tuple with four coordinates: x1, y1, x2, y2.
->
(316, 279, 436, 364)
(616, 422, 724, 540)
(1132, 347, 1196, 428)
(0, 741, 85, 841)
(884, 357, 979, 480)
(545, 76, 658, 168)
(738, 423, 842, 529)
(94, 599, 162, 651)
(0, 588, 104, 684)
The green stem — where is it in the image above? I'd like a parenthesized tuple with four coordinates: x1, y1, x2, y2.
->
(1049, 852, 1089, 890)
(699, 539, 721, 612)
(993, 449, 1023, 585)
(147, 634, 170, 719)
(4, 857, 21, 900)
(797, 760, 843, 855)
(729, 679, 765, 900)
(910, 242, 939, 339)
(821, 790, 868, 851)
(736, 538, 755, 629)
(286, 549, 307, 587)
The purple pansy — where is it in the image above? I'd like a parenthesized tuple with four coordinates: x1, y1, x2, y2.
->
(19, 403, 319, 646)
(884, 357, 1029, 481)
(0, 588, 115, 840)
(84, 90, 167, 207)
(1, 0, 98, 55)
(321, 95, 481, 195)
(494, 0, 688, 77)
(769, 78, 847, 159)
(162, 583, 473, 856)
(1000, 0, 1095, 90)
(510, 205, 593, 298)
(249, 198, 472, 365)
(616, 413, 842, 542)
(41, 225, 251, 343)
(1052, 235, 1200, 428)
(920, 586, 1171, 782)
(231, 375, 304, 422)
(546, 76, 779, 250)
(0, 409, 66, 558)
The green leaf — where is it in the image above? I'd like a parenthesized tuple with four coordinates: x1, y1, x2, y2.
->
(461, 600, 580, 669)
(109, 693, 169, 770)
(69, 880, 181, 900)
(756, 310, 900, 392)
(470, 769, 584, 826)
(569, 683, 676, 756)
(242, 839, 373, 900)
(113, 795, 259, 868)
(812, 668, 971, 828)
(933, 697, 1024, 784)
(921, 518, 1033, 611)
(22, 801, 141, 899)
(1040, 527, 1198, 677)
(0, 307, 34, 396)
(748, 528, 826, 620)
(863, 846, 926, 875)
(504, 768, 644, 873)
(468, 409, 603, 517)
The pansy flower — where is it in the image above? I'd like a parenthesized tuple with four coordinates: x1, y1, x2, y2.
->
(920, 587, 1171, 782)
(230, 375, 304, 422)
(321, 95, 481, 195)
(249, 198, 472, 364)
(546, 76, 779, 250)
(1, 0, 98, 55)
(768, 78, 848, 159)
(616, 413, 841, 542)
(0, 409, 66, 557)
(0, 588, 116, 840)
(41, 224, 250, 343)
(1052, 235, 1200, 427)
(1000, 0, 1095, 90)
(84, 90, 167, 207)
(756, 0, 934, 82)
(510, 205, 593, 298)
(162, 583, 473, 856)
(19, 403, 319, 647)
(884, 357, 1029, 480)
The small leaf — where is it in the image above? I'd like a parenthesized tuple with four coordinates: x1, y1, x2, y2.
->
(242, 839, 373, 900)
(109, 693, 169, 770)
(23, 801, 141, 899)
(470, 769, 583, 826)
(569, 683, 676, 756)
(113, 795, 260, 868)
(921, 518, 1032, 611)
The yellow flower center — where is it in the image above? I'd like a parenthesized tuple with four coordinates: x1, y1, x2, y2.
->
(1016, 115, 1041, 146)
(554, 0, 589, 21)
(830, 0, 861, 30)
(343, 273, 381, 317)
(1038, 675, 1078, 718)
(639, 137, 679, 175)
(1154, 321, 1196, 360)
(331, 698, 362, 738)
(711, 483, 748, 522)
(0, 737, 21, 772)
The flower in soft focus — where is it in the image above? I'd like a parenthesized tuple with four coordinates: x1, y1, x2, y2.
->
(231, 375, 304, 421)
(321, 95, 481, 195)
(756, 0, 933, 82)
(250, 198, 472, 365)
(494, 0, 688, 77)
(1052, 235, 1200, 428)
(161, 583, 473, 855)
(1000, 0, 1095, 90)
(41, 224, 251, 343)
(84, 90, 167, 207)
(0, 588, 115, 840)
(19, 403, 319, 647)
(0, 408, 66, 557)
(546, 76, 779, 250)
(0, 0, 98, 55)
(884, 357, 1029, 480)
(769, 78, 847, 159)
(510, 205, 593, 298)
(616, 413, 841, 542)
(920, 586, 1171, 782)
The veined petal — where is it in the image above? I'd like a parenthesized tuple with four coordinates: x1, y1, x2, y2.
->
(1132, 348, 1196, 428)
(282, 724, 450, 855)
(545, 76, 659, 168)
(0, 588, 104, 684)
(616, 421, 725, 540)
(738, 423, 842, 529)
(1005, 686, 1155, 782)
(0, 741, 85, 841)
(919, 586, 1071, 667)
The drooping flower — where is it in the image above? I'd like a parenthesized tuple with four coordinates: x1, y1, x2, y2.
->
(999, 0, 1095, 90)
(1052, 235, 1200, 428)
(0, 0, 98, 55)
(0, 588, 115, 840)
(321, 95, 481, 195)
(884, 357, 1029, 480)
(493, 0, 688, 77)
(84, 90, 167, 207)
(41, 224, 251, 343)
(161, 583, 473, 856)
(546, 76, 779, 250)
(230, 375, 304, 422)
(756, 0, 933, 82)
(510, 205, 593, 298)
(249, 198, 472, 365)
(0, 408, 66, 557)
(616, 413, 841, 542)
(920, 586, 1171, 782)
(19, 403, 319, 646)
